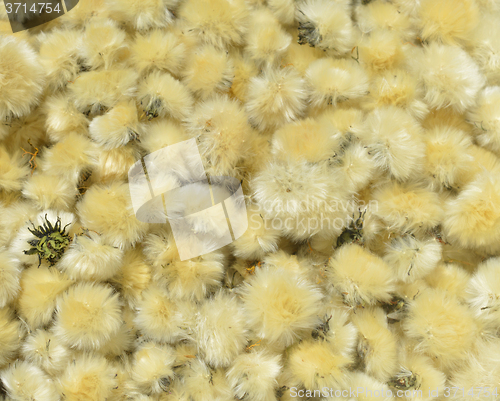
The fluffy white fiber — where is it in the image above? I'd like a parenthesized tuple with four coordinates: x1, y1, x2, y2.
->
(241, 266, 323, 348)
(2, 0, 500, 399)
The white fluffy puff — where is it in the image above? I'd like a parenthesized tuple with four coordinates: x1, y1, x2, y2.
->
(423, 126, 475, 191)
(77, 181, 149, 249)
(129, 29, 186, 78)
(0, 145, 29, 192)
(245, 8, 292, 68)
(137, 70, 194, 121)
(227, 351, 281, 401)
(271, 118, 340, 164)
(1, 360, 59, 401)
(0, 307, 22, 367)
(468, 144, 500, 175)
(139, 118, 189, 154)
(43, 94, 89, 142)
(281, 30, 325, 75)
(155, 253, 226, 302)
(417, 0, 479, 46)
(97, 320, 134, 359)
(306, 57, 370, 109)
(182, 45, 234, 99)
(251, 160, 352, 241)
(360, 106, 425, 181)
(69, 68, 139, 116)
(287, 339, 352, 391)
(468, 14, 500, 85)
(466, 257, 500, 328)
(351, 307, 398, 382)
(403, 289, 480, 372)
(39, 132, 97, 185)
(133, 284, 189, 343)
(476, 0, 500, 12)
(390, 351, 447, 400)
(246, 66, 309, 132)
(78, 18, 128, 71)
(326, 244, 395, 308)
(313, 307, 358, 358)
(144, 228, 226, 302)
(296, 0, 356, 55)
(89, 101, 142, 149)
(52, 282, 122, 351)
(110, 248, 151, 308)
(467, 86, 500, 155)
(447, 339, 500, 401)
(177, 0, 249, 49)
(38, 28, 82, 91)
(355, 1, 414, 41)
(57, 230, 124, 282)
(267, 0, 296, 25)
(130, 341, 176, 395)
(0, 35, 45, 121)
(54, 0, 111, 28)
(0, 250, 20, 308)
(57, 353, 118, 401)
(227, 50, 259, 103)
(337, 142, 377, 194)
(383, 235, 442, 283)
(91, 144, 141, 184)
(1, 107, 46, 154)
(425, 262, 470, 302)
(107, 0, 178, 31)
(185, 94, 251, 176)
(0, 199, 38, 249)
(442, 171, 500, 254)
(260, 251, 310, 278)
(230, 203, 280, 260)
(240, 266, 323, 348)
(195, 291, 247, 368)
(372, 181, 443, 236)
(17, 266, 72, 329)
(363, 69, 429, 120)
(22, 174, 78, 211)
(21, 329, 72, 376)
(318, 107, 365, 139)
(416, 42, 485, 113)
(358, 30, 406, 72)
(180, 358, 233, 401)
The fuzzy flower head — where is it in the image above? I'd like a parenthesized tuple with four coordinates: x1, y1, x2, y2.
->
(240, 266, 323, 348)
(246, 66, 309, 132)
(327, 244, 395, 308)
(443, 171, 500, 254)
(296, 0, 356, 55)
(53, 282, 123, 351)
(0, 36, 45, 122)
(226, 351, 282, 401)
(466, 257, 500, 327)
(417, 42, 485, 113)
(404, 289, 480, 372)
